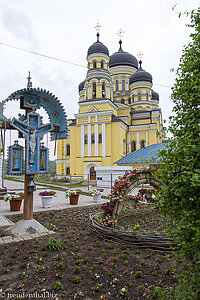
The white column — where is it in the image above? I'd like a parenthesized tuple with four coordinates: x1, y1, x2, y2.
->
(146, 131, 148, 147)
(95, 123, 98, 156)
(81, 125, 84, 157)
(88, 124, 91, 156)
(64, 139, 66, 175)
(102, 123, 106, 157)
(137, 132, 140, 150)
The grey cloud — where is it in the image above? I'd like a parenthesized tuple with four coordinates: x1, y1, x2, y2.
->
(0, 4, 35, 43)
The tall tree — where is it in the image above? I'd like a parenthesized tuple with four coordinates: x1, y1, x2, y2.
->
(158, 8, 200, 260)
(157, 9, 200, 298)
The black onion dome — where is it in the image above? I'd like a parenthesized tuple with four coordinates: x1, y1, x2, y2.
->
(87, 33, 109, 56)
(109, 40, 138, 69)
(152, 90, 159, 100)
(129, 60, 152, 84)
(78, 80, 86, 92)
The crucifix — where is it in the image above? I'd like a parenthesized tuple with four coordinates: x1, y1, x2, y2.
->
(11, 111, 53, 219)
(11, 112, 53, 173)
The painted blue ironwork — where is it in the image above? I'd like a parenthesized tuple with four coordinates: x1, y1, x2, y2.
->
(24, 94, 40, 108)
(7, 140, 24, 175)
(39, 142, 49, 173)
(4, 87, 68, 140)
(11, 112, 53, 174)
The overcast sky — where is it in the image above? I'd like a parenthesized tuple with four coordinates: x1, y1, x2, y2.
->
(0, 0, 198, 160)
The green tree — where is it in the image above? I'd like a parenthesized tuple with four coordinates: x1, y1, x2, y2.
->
(48, 160, 56, 175)
(157, 9, 200, 298)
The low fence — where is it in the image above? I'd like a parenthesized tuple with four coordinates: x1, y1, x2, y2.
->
(5, 173, 150, 192)
(53, 173, 149, 191)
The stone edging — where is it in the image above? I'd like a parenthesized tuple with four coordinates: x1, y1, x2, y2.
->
(0, 230, 55, 245)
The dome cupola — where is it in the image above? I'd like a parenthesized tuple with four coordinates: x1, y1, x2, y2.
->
(87, 33, 109, 57)
(78, 80, 86, 92)
(151, 90, 159, 101)
(109, 40, 138, 69)
(152, 90, 159, 101)
(129, 60, 152, 84)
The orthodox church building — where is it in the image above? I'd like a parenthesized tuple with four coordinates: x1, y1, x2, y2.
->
(56, 33, 165, 179)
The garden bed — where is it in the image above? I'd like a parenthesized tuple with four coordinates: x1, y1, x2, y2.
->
(0, 205, 190, 299)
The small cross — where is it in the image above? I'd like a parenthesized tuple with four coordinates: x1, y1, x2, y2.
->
(27, 71, 32, 88)
(117, 28, 124, 40)
(95, 23, 101, 32)
(137, 51, 143, 60)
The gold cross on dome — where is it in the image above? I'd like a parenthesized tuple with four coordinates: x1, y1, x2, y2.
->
(137, 51, 143, 60)
(117, 28, 124, 39)
(95, 23, 101, 32)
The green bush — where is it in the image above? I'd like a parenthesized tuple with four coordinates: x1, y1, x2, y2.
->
(47, 237, 62, 251)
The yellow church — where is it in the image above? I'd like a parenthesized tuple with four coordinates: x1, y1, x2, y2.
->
(56, 33, 165, 179)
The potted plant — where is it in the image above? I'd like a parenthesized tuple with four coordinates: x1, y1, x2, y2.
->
(65, 189, 82, 205)
(89, 188, 104, 203)
(4, 193, 24, 211)
(38, 191, 56, 208)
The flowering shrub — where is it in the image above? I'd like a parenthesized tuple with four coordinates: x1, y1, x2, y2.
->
(119, 287, 128, 296)
(138, 188, 159, 203)
(38, 191, 56, 197)
(89, 188, 104, 196)
(66, 189, 82, 198)
(101, 202, 115, 216)
(74, 290, 84, 298)
(108, 167, 158, 203)
(107, 167, 158, 212)
(125, 194, 146, 203)
(4, 193, 23, 201)
(97, 167, 158, 226)
(98, 213, 117, 227)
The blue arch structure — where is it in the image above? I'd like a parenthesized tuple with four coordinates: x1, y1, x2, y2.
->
(4, 87, 68, 140)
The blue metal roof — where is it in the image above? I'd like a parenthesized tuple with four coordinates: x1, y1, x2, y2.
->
(114, 142, 169, 165)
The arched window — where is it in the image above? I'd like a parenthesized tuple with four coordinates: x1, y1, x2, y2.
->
(91, 134, 95, 144)
(98, 133, 102, 144)
(102, 82, 105, 98)
(146, 93, 149, 101)
(131, 141, 136, 152)
(93, 82, 96, 98)
(93, 61, 97, 68)
(128, 98, 131, 104)
(66, 144, 70, 156)
(121, 99, 124, 104)
(122, 79, 125, 91)
(138, 93, 142, 101)
(66, 167, 70, 175)
(101, 61, 104, 68)
(84, 134, 88, 144)
(123, 139, 126, 154)
(140, 140, 145, 149)
(115, 80, 119, 91)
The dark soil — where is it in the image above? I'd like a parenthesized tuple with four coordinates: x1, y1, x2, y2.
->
(0, 205, 189, 299)
(116, 204, 168, 235)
